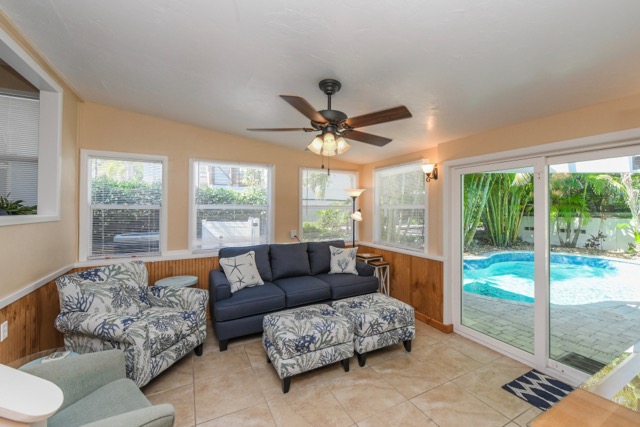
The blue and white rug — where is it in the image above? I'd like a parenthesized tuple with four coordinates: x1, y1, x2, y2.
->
(502, 369, 574, 411)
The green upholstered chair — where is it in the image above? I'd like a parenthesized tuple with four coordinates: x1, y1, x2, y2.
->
(20, 349, 174, 427)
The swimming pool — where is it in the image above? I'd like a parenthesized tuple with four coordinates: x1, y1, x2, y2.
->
(463, 252, 640, 305)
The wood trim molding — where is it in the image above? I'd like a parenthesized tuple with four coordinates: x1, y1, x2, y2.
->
(415, 311, 453, 333)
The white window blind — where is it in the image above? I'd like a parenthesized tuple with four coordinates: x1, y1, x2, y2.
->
(88, 156, 163, 258)
(192, 160, 272, 250)
(374, 163, 426, 250)
(301, 168, 356, 242)
(0, 94, 39, 207)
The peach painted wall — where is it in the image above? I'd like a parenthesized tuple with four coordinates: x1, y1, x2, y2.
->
(0, 13, 80, 302)
(77, 102, 359, 249)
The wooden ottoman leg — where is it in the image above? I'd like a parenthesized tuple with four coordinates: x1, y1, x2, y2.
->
(357, 352, 367, 367)
(403, 340, 412, 352)
(342, 358, 350, 372)
(282, 377, 291, 394)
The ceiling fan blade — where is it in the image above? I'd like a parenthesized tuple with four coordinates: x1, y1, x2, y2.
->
(247, 127, 315, 132)
(343, 130, 392, 147)
(346, 106, 412, 129)
(280, 95, 326, 123)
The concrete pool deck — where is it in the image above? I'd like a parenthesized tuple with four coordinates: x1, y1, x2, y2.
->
(462, 292, 640, 367)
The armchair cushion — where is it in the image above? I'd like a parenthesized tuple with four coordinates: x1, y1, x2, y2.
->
(138, 307, 198, 356)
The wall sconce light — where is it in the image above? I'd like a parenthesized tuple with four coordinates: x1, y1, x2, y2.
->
(421, 163, 438, 182)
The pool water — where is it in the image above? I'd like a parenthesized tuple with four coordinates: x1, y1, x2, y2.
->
(463, 253, 640, 305)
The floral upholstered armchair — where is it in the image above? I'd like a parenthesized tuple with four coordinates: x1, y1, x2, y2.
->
(54, 261, 208, 387)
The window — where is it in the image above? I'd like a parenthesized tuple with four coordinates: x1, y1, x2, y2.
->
(80, 151, 167, 260)
(301, 168, 357, 242)
(374, 162, 426, 250)
(0, 27, 62, 225)
(0, 93, 39, 207)
(190, 160, 272, 250)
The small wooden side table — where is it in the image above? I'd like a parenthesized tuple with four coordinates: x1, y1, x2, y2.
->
(369, 260, 390, 296)
(357, 253, 383, 264)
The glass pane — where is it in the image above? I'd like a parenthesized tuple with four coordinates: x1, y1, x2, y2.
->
(549, 155, 640, 373)
(301, 169, 355, 242)
(193, 161, 271, 249)
(461, 169, 535, 353)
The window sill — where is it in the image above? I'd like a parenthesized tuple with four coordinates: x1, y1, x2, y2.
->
(361, 241, 446, 262)
(0, 214, 60, 226)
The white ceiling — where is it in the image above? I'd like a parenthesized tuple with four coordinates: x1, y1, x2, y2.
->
(2, 1, 640, 164)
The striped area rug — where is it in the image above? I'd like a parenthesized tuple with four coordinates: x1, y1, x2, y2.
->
(502, 369, 574, 411)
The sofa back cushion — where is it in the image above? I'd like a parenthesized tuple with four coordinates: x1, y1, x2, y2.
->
(270, 243, 311, 280)
(56, 260, 149, 315)
(307, 240, 345, 275)
(219, 244, 272, 282)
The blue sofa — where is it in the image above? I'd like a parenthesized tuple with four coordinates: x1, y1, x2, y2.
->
(209, 240, 378, 351)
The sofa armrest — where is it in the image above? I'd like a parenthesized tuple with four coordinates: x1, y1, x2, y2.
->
(20, 350, 126, 412)
(55, 311, 149, 345)
(209, 270, 232, 301)
(356, 261, 374, 276)
(83, 404, 175, 427)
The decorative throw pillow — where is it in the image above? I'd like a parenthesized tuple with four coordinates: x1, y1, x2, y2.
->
(329, 246, 358, 275)
(219, 250, 264, 293)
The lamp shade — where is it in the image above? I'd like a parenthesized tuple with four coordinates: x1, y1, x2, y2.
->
(351, 210, 363, 221)
(345, 188, 365, 198)
(421, 163, 436, 174)
(307, 136, 324, 155)
(335, 136, 350, 155)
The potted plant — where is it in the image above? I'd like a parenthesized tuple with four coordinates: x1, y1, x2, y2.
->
(0, 194, 37, 215)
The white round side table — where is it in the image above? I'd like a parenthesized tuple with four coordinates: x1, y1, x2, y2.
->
(154, 275, 198, 288)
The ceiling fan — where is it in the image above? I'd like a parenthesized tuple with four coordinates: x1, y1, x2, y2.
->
(247, 79, 412, 153)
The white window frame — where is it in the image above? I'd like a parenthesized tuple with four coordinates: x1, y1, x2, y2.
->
(189, 159, 274, 252)
(373, 161, 428, 252)
(0, 25, 62, 226)
(299, 167, 358, 242)
(79, 150, 168, 261)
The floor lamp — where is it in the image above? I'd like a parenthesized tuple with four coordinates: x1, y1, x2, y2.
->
(345, 188, 365, 247)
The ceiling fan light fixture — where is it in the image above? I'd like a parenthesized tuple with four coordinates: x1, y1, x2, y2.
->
(336, 136, 350, 155)
(307, 136, 324, 155)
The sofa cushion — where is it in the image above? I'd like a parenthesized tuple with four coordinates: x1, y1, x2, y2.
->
(307, 240, 345, 275)
(315, 273, 379, 300)
(219, 251, 264, 293)
(214, 283, 285, 322)
(273, 276, 331, 307)
(270, 243, 311, 280)
(219, 244, 272, 282)
(329, 246, 358, 275)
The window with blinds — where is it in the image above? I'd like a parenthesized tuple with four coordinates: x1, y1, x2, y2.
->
(0, 94, 39, 208)
(88, 155, 163, 258)
(301, 168, 356, 242)
(192, 160, 272, 250)
(374, 162, 427, 250)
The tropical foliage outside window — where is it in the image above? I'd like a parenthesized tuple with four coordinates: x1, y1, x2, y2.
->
(192, 160, 272, 249)
(301, 169, 356, 241)
(374, 163, 426, 250)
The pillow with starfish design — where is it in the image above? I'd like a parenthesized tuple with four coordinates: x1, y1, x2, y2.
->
(219, 250, 264, 293)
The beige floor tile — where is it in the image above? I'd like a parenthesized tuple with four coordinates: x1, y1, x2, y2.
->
(442, 334, 503, 364)
(269, 383, 354, 427)
(327, 366, 406, 422)
(504, 423, 520, 427)
(359, 342, 409, 366)
(267, 396, 314, 427)
(253, 361, 333, 401)
(143, 354, 194, 395)
(146, 384, 195, 427)
(357, 401, 437, 427)
(410, 383, 510, 427)
(513, 407, 543, 426)
(193, 345, 251, 383)
(194, 367, 266, 423)
(244, 339, 269, 368)
(370, 354, 448, 399)
(453, 357, 533, 418)
(411, 342, 483, 380)
(414, 321, 450, 341)
(197, 402, 276, 427)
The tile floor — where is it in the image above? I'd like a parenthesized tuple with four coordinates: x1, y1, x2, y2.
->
(143, 320, 542, 427)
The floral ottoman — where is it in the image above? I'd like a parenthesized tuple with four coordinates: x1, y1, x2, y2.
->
(262, 304, 354, 393)
(333, 293, 415, 367)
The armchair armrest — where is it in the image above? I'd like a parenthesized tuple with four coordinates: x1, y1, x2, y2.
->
(20, 350, 126, 412)
(147, 286, 208, 312)
(55, 312, 149, 345)
(356, 261, 374, 276)
(209, 270, 231, 301)
(83, 404, 175, 427)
